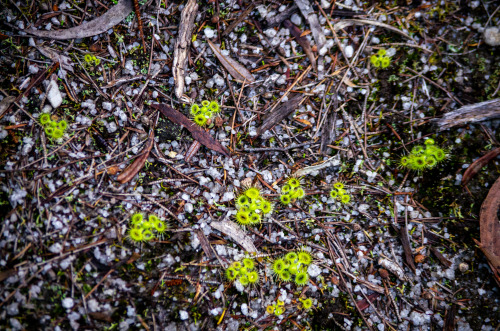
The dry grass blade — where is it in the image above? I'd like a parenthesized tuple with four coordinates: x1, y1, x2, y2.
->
(151, 104, 230, 157)
(334, 19, 416, 42)
(117, 131, 154, 184)
(462, 147, 500, 186)
(210, 220, 258, 253)
(207, 40, 255, 83)
(26, 0, 133, 40)
(284, 20, 316, 72)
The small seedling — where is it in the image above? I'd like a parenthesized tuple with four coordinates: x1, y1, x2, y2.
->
(370, 48, 392, 69)
(399, 139, 448, 171)
(270, 249, 312, 286)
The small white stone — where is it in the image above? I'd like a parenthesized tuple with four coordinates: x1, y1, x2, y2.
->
(344, 45, 354, 58)
(46, 80, 63, 108)
(204, 27, 215, 39)
(62, 298, 74, 309)
(291, 13, 302, 26)
(179, 310, 189, 320)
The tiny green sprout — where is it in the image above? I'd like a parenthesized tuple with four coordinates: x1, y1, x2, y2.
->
(242, 258, 254, 270)
(298, 251, 312, 265)
(226, 267, 238, 281)
(281, 184, 291, 193)
(333, 182, 344, 190)
(266, 305, 275, 314)
(294, 271, 309, 286)
(58, 120, 68, 130)
(272, 259, 286, 275)
(190, 104, 200, 115)
(288, 177, 301, 188)
(201, 100, 210, 107)
(45, 127, 54, 136)
(193, 114, 207, 126)
(285, 252, 298, 263)
(425, 138, 435, 145)
(239, 275, 250, 286)
(370, 49, 392, 69)
(84, 54, 94, 63)
(426, 156, 437, 168)
(261, 200, 273, 214)
(370, 54, 381, 67)
(247, 271, 259, 284)
(412, 145, 425, 155)
(208, 100, 220, 113)
(299, 298, 313, 310)
(40, 113, 51, 125)
(279, 270, 292, 282)
(236, 195, 250, 207)
(280, 194, 291, 205)
(330, 189, 338, 199)
(341, 194, 351, 204)
(249, 212, 261, 225)
(131, 213, 144, 225)
(127, 227, 144, 243)
(244, 187, 261, 200)
(143, 230, 155, 241)
(380, 57, 390, 68)
(292, 187, 305, 199)
(274, 306, 284, 316)
(52, 128, 64, 139)
(236, 210, 251, 226)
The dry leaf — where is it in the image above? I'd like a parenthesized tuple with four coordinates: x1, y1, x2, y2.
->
(117, 131, 154, 184)
(284, 20, 316, 72)
(151, 104, 230, 158)
(462, 147, 500, 186)
(210, 220, 258, 253)
(478, 176, 500, 285)
(26, 0, 133, 40)
(207, 40, 255, 83)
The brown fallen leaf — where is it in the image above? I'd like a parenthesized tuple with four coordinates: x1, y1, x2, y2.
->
(478, 176, 500, 286)
(355, 293, 379, 311)
(26, 0, 133, 40)
(284, 20, 317, 72)
(207, 40, 255, 83)
(117, 131, 154, 184)
(151, 104, 230, 158)
(462, 147, 500, 186)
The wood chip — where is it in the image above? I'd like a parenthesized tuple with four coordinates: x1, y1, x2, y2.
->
(256, 94, 303, 136)
(207, 40, 255, 83)
(173, 0, 198, 99)
(378, 258, 409, 282)
(26, 0, 133, 40)
(433, 99, 500, 131)
(210, 220, 258, 253)
(151, 103, 230, 157)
